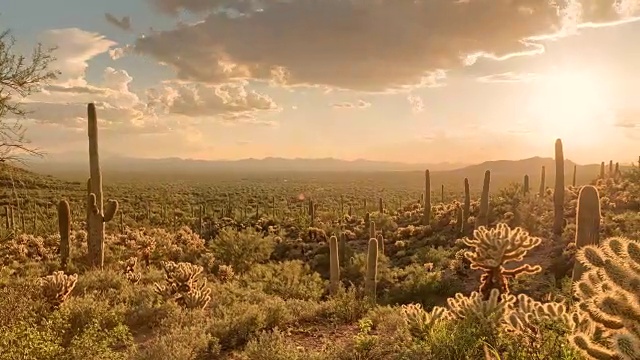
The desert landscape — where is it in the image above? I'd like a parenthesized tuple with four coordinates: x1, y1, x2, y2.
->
(2, 1, 640, 359)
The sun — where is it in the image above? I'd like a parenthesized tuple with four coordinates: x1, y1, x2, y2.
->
(526, 70, 613, 144)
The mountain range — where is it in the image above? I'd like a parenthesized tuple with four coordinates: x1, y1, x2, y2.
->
(19, 153, 610, 187)
(25, 153, 467, 177)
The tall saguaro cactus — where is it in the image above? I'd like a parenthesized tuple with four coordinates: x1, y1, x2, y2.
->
(462, 178, 470, 232)
(475, 170, 490, 229)
(423, 170, 431, 225)
(571, 185, 601, 284)
(365, 238, 378, 302)
(329, 235, 340, 296)
(553, 139, 564, 236)
(539, 166, 546, 197)
(58, 200, 71, 268)
(87, 103, 119, 269)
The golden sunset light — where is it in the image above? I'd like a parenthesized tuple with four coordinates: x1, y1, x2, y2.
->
(1, 1, 640, 358)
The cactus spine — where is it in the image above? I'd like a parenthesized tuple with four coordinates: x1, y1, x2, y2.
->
(475, 170, 490, 229)
(423, 169, 431, 225)
(329, 235, 340, 296)
(571, 185, 601, 284)
(87, 103, 119, 269)
(58, 200, 71, 268)
(364, 238, 378, 302)
(553, 139, 564, 236)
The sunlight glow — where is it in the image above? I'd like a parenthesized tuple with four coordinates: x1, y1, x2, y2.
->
(527, 70, 614, 145)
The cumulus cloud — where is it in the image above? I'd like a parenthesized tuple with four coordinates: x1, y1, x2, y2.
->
(105, 13, 132, 31)
(476, 72, 539, 83)
(146, 81, 280, 120)
(25, 67, 157, 133)
(407, 95, 424, 114)
(22, 28, 280, 135)
(38, 28, 117, 85)
(331, 100, 371, 109)
(118, 0, 640, 92)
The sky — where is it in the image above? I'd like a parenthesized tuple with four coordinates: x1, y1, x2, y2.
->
(2, 0, 640, 164)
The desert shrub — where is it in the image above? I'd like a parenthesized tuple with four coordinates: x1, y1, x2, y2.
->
(209, 227, 276, 274)
(241, 260, 326, 301)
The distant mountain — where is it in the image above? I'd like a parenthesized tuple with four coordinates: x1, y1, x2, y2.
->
(434, 156, 602, 188)
(12, 154, 619, 190)
(25, 154, 468, 180)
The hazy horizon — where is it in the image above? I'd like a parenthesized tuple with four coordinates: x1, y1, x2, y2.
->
(3, 1, 640, 164)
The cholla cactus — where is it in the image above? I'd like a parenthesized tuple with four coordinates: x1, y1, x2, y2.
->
(463, 223, 542, 298)
(181, 280, 212, 310)
(122, 257, 141, 284)
(570, 236, 640, 359)
(447, 289, 515, 325)
(401, 303, 450, 339)
(504, 293, 575, 340)
(154, 261, 211, 310)
(41, 271, 78, 308)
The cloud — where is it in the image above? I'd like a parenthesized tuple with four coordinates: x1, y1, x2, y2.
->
(118, 0, 640, 92)
(476, 72, 539, 83)
(331, 100, 371, 109)
(146, 81, 280, 121)
(105, 13, 132, 31)
(613, 109, 640, 128)
(407, 95, 424, 114)
(21, 28, 280, 135)
(24, 67, 158, 133)
(38, 28, 117, 85)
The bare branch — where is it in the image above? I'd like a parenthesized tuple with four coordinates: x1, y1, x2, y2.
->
(0, 26, 60, 163)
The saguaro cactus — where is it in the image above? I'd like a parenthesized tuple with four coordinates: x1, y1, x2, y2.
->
(378, 197, 383, 213)
(523, 175, 529, 195)
(365, 238, 378, 302)
(58, 200, 71, 268)
(87, 103, 119, 269)
(539, 166, 546, 197)
(599, 161, 605, 179)
(572, 164, 577, 187)
(369, 220, 375, 239)
(423, 170, 431, 225)
(308, 199, 314, 225)
(338, 231, 347, 267)
(553, 139, 564, 236)
(376, 233, 384, 255)
(475, 170, 490, 229)
(462, 178, 470, 231)
(329, 235, 340, 296)
(571, 185, 601, 284)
